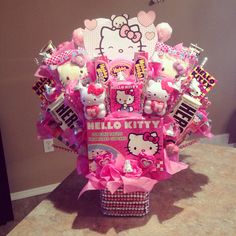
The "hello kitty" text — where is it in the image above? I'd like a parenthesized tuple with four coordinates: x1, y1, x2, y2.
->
(87, 120, 160, 130)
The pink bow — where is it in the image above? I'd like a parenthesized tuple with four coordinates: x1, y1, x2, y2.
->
(87, 84, 104, 96)
(143, 132, 159, 144)
(119, 24, 142, 43)
(125, 89, 134, 96)
(95, 152, 113, 167)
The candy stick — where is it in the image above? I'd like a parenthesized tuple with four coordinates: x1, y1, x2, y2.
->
(200, 57, 208, 67)
(95, 56, 109, 85)
(189, 43, 204, 57)
(134, 52, 148, 82)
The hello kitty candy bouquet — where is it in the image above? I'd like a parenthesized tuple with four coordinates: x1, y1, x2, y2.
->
(33, 11, 217, 216)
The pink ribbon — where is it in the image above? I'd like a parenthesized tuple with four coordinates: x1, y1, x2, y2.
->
(119, 24, 142, 43)
(95, 152, 113, 167)
(125, 89, 135, 96)
(78, 155, 158, 197)
(143, 132, 159, 144)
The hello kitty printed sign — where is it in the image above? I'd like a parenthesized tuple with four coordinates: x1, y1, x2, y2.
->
(86, 117, 164, 172)
(83, 11, 164, 61)
(109, 81, 141, 113)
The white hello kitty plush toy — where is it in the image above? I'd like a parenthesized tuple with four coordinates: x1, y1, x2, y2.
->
(57, 56, 88, 87)
(144, 79, 173, 116)
(79, 83, 106, 120)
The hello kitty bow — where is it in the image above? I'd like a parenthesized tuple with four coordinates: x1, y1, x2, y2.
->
(87, 84, 104, 96)
(119, 24, 142, 43)
(125, 89, 134, 96)
(143, 132, 159, 144)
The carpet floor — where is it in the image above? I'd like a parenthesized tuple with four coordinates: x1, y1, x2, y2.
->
(0, 194, 47, 236)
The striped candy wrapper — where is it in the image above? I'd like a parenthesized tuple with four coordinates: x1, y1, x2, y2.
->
(100, 187, 150, 217)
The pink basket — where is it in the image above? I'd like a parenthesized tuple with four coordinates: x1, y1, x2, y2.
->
(100, 187, 150, 216)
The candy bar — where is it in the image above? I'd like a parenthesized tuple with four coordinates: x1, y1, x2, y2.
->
(48, 94, 79, 130)
(172, 94, 201, 133)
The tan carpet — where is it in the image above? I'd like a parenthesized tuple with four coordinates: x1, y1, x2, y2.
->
(0, 194, 47, 236)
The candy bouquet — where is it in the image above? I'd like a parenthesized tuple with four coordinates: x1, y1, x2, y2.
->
(33, 11, 216, 216)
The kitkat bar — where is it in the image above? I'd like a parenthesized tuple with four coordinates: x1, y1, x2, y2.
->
(172, 94, 201, 134)
(134, 52, 148, 81)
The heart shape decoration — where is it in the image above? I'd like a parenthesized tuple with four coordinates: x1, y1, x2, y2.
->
(140, 158, 154, 168)
(99, 157, 110, 166)
(145, 31, 155, 40)
(137, 11, 156, 27)
(86, 107, 98, 117)
(84, 19, 97, 31)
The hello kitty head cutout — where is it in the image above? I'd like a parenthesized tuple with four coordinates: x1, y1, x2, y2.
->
(128, 132, 160, 156)
(73, 11, 172, 61)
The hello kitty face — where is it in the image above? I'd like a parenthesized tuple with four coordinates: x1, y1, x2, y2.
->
(80, 84, 105, 106)
(128, 132, 159, 156)
(99, 25, 143, 61)
(111, 14, 129, 29)
(83, 13, 159, 61)
(146, 80, 169, 102)
(154, 54, 188, 80)
(57, 61, 88, 86)
(116, 90, 134, 105)
(189, 78, 201, 97)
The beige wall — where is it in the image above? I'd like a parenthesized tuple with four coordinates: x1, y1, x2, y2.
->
(0, 0, 235, 193)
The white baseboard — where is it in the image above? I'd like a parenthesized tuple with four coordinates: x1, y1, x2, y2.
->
(10, 183, 60, 201)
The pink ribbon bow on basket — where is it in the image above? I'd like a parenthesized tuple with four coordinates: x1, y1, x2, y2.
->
(119, 24, 142, 43)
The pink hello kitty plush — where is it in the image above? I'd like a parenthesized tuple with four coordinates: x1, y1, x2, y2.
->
(79, 83, 106, 120)
(144, 79, 173, 116)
